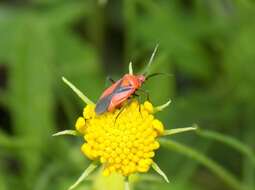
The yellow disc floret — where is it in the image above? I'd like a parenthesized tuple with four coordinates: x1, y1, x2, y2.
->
(76, 100, 165, 176)
(75, 117, 86, 134)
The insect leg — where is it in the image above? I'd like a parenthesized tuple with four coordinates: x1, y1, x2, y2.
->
(104, 76, 116, 88)
(137, 88, 150, 101)
(114, 99, 133, 125)
(114, 106, 125, 125)
(107, 76, 116, 84)
(134, 93, 143, 119)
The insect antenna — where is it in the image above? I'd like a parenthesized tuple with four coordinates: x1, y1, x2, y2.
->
(145, 72, 172, 81)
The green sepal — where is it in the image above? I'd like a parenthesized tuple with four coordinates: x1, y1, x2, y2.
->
(52, 130, 79, 137)
(68, 161, 99, 190)
(163, 125, 198, 136)
(154, 99, 171, 112)
(62, 77, 94, 105)
(129, 62, 133, 75)
(151, 162, 169, 183)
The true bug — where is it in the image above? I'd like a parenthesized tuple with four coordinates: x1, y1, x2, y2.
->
(95, 45, 159, 115)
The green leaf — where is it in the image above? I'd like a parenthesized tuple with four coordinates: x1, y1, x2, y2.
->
(197, 129, 255, 167)
(6, 14, 56, 188)
(34, 1, 88, 27)
(160, 139, 243, 190)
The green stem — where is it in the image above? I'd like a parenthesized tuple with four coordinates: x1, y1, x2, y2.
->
(197, 129, 255, 167)
(124, 177, 130, 190)
(159, 139, 244, 190)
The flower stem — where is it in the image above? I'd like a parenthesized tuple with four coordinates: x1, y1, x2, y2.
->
(124, 177, 130, 190)
(62, 77, 95, 105)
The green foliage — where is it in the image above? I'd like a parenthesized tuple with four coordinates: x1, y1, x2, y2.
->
(0, 0, 255, 190)
(160, 139, 243, 190)
(197, 129, 255, 167)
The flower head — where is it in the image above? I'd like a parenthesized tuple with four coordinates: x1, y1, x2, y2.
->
(54, 61, 197, 190)
(75, 100, 164, 176)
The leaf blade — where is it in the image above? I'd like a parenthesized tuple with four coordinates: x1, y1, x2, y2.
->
(160, 139, 243, 190)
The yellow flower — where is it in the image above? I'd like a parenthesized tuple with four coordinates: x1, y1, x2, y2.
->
(76, 100, 164, 176)
(54, 70, 197, 190)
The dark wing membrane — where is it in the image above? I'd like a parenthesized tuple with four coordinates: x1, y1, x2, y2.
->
(95, 94, 114, 114)
(114, 86, 132, 93)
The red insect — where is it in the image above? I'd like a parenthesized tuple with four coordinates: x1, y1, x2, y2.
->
(95, 74, 146, 114)
(95, 45, 159, 115)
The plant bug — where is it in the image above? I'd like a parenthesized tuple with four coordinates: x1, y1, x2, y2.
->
(95, 45, 161, 115)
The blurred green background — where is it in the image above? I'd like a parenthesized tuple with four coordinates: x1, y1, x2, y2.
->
(0, 0, 255, 190)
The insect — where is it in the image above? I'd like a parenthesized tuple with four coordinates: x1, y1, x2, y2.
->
(95, 45, 159, 115)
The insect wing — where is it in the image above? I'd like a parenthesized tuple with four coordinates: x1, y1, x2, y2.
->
(95, 94, 114, 114)
(108, 86, 135, 112)
(100, 79, 122, 99)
